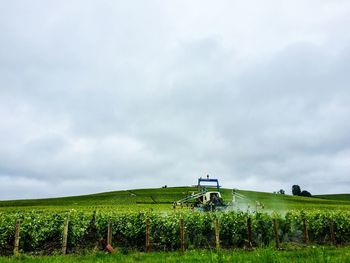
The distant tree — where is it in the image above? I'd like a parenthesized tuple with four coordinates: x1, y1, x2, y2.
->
(292, 185, 301, 196)
(300, 190, 312, 197)
(278, 189, 285, 195)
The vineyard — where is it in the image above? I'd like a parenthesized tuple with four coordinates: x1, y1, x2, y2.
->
(1, 209, 350, 256)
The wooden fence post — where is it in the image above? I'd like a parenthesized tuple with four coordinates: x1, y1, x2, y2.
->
(247, 217, 252, 249)
(180, 218, 185, 253)
(107, 220, 113, 246)
(145, 219, 150, 252)
(215, 218, 220, 250)
(329, 219, 336, 245)
(215, 218, 220, 251)
(273, 219, 280, 249)
(62, 218, 69, 255)
(302, 218, 309, 244)
(13, 220, 20, 255)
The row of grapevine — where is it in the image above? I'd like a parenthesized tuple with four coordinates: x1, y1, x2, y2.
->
(0, 210, 349, 255)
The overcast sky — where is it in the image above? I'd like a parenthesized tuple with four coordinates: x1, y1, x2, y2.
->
(1, 1, 350, 200)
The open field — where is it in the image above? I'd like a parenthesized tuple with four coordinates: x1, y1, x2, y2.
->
(1, 246, 350, 263)
(1, 187, 350, 213)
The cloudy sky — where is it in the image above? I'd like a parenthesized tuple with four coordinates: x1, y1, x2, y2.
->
(1, 1, 350, 199)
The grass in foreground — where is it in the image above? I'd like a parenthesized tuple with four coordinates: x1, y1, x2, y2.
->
(1, 247, 350, 263)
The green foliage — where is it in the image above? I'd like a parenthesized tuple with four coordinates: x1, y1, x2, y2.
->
(1, 209, 350, 255)
(2, 246, 350, 263)
(0, 212, 17, 255)
(252, 212, 274, 246)
(149, 213, 181, 250)
(292, 185, 301, 196)
(1, 187, 350, 256)
(219, 211, 248, 247)
(301, 190, 312, 197)
(19, 211, 65, 252)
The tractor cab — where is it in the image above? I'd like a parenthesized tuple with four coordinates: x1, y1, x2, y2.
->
(194, 191, 225, 211)
(197, 191, 221, 205)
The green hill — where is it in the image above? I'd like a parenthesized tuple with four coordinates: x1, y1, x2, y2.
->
(1, 187, 350, 212)
(314, 194, 350, 202)
(0, 187, 196, 210)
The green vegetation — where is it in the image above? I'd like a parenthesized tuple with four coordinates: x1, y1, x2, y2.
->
(230, 189, 350, 212)
(0, 187, 192, 207)
(315, 194, 350, 202)
(1, 187, 350, 260)
(1, 187, 350, 213)
(1, 209, 350, 255)
(1, 247, 350, 263)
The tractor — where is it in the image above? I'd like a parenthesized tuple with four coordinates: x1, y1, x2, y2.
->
(173, 176, 227, 211)
(173, 176, 265, 212)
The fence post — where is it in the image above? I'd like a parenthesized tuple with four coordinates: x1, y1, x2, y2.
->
(62, 218, 69, 255)
(329, 219, 336, 245)
(215, 218, 220, 251)
(180, 218, 185, 253)
(107, 220, 113, 246)
(13, 220, 21, 255)
(247, 217, 253, 249)
(273, 219, 280, 249)
(302, 218, 309, 244)
(145, 219, 150, 252)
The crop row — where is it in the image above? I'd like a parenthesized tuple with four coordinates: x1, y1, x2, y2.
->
(1, 210, 350, 255)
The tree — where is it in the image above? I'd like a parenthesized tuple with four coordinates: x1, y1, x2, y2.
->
(300, 190, 312, 197)
(292, 185, 301, 196)
(278, 189, 285, 195)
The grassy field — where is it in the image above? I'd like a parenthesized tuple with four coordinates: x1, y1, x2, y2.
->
(1, 246, 350, 263)
(315, 194, 350, 202)
(1, 187, 350, 213)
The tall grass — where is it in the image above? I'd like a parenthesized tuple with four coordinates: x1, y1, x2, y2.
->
(1, 246, 350, 263)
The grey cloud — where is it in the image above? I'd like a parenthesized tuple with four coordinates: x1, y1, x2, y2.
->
(1, 1, 350, 199)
